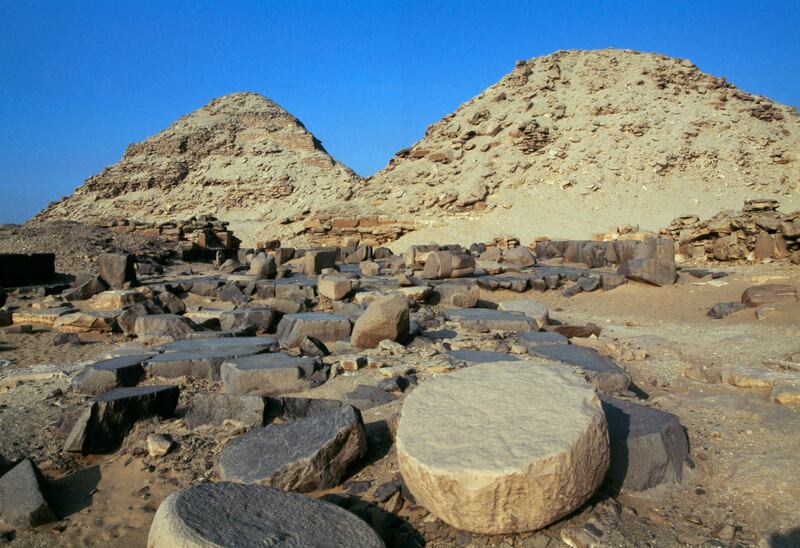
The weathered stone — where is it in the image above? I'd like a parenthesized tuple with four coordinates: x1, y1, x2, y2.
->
(155, 291, 186, 315)
(63, 275, 108, 301)
(518, 331, 569, 350)
(502, 247, 536, 267)
(54, 311, 117, 333)
(447, 349, 520, 364)
(497, 300, 549, 329)
(304, 250, 337, 276)
(615, 238, 677, 286)
(248, 252, 277, 279)
(88, 290, 146, 311)
(430, 283, 479, 308)
(299, 335, 330, 357)
(318, 276, 352, 300)
(147, 433, 174, 457)
(53, 332, 80, 346)
(64, 385, 179, 454)
(741, 284, 798, 307)
(578, 276, 601, 292)
(421, 251, 475, 279)
(218, 308, 273, 335)
(117, 303, 150, 335)
(218, 405, 367, 492)
(527, 344, 631, 394)
(397, 361, 609, 534)
(72, 354, 153, 394)
(276, 313, 351, 347)
(707, 302, 746, 319)
(0, 459, 56, 529)
(550, 323, 602, 338)
(147, 483, 384, 548)
(601, 395, 689, 492)
(98, 253, 137, 289)
(216, 282, 247, 304)
(221, 353, 320, 396)
(444, 308, 536, 332)
(145, 345, 269, 380)
(601, 272, 627, 291)
(134, 314, 195, 345)
(359, 260, 381, 276)
(185, 393, 270, 428)
(351, 295, 410, 348)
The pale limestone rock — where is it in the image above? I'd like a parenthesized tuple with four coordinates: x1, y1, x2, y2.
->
(397, 360, 609, 533)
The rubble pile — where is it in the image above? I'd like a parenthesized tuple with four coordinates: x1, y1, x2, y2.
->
(666, 199, 800, 264)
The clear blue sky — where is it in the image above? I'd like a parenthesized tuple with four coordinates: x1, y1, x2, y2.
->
(1, 1, 798, 223)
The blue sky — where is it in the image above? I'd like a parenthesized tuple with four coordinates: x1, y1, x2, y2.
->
(1, 1, 798, 223)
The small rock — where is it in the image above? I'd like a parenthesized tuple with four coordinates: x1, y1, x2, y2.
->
(147, 433, 174, 457)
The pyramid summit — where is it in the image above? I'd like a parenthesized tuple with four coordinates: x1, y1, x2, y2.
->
(34, 91, 362, 243)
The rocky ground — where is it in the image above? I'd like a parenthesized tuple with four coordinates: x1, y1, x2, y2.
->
(0, 239, 798, 547)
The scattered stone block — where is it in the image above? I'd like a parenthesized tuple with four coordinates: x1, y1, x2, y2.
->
(615, 238, 677, 286)
(221, 353, 320, 396)
(248, 252, 276, 279)
(276, 313, 351, 347)
(63, 275, 108, 301)
(218, 308, 273, 335)
(351, 295, 410, 348)
(707, 302, 746, 319)
(145, 345, 269, 380)
(0, 458, 56, 529)
(72, 354, 153, 394)
(299, 335, 330, 357)
(741, 284, 798, 307)
(134, 314, 195, 345)
(318, 276, 352, 300)
(527, 344, 630, 394)
(304, 250, 337, 276)
(147, 433, 174, 457)
(601, 395, 689, 492)
(147, 483, 384, 548)
(98, 253, 137, 289)
(218, 405, 367, 492)
(518, 331, 569, 350)
(64, 385, 179, 454)
(497, 300, 549, 329)
(87, 290, 145, 311)
(343, 384, 397, 410)
(397, 360, 609, 534)
(444, 308, 536, 332)
(51, 310, 115, 334)
(430, 283, 479, 308)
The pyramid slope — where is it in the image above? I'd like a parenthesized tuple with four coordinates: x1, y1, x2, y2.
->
(34, 92, 361, 243)
(357, 48, 800, 245)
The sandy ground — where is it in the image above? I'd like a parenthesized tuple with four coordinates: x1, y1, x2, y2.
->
(1, 261, 799, 547)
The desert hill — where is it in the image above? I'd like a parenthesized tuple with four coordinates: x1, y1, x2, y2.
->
(350, 48, 800, 246)
(33, 92, 361, 244)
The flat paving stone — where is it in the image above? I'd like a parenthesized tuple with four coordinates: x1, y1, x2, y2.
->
(527, 344, 631, 394)
(446, 349, 520, 364)
(497, 300, 549, 329)
(158, 336, 277, 352)
(221, 353, 320, 396)
(276, 313, 352, 348)
(218, 405, 367, 492)
(71, 353, 154, 394)
(518, 331, 569, 350)
(147, 482, 384, 548)
(444, 308, 537, 332)
(145, 346, 270, 380)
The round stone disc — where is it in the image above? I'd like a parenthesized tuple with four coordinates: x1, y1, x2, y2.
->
(396, 359, 609, 534)
(147, 482, 384, 547)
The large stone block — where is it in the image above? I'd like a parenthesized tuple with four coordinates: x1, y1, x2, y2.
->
(221, 353, 320, 396)
(444, 308, 537, 332)
(218, 405, 367, 492)
(0, 458, 56, 529)
(98, 253, 137, 289)
(145, 345, 269, 381)
(601, 395, 689, 492)
(304, 250, 337, 276)
(64, 385, 179, 454)
(350, 295, 409, 348)
(276, 313, 351, 347)
(741, 284, 798, 307)
(134, 314, 195, 345)
(430, 283, 479, 308)
(72, 354, 153, 394)
(497, 300, 549, 329)
(147, 483, 384, 548)
(397, 361, 609, 533)
(615, 238, 676, 286)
